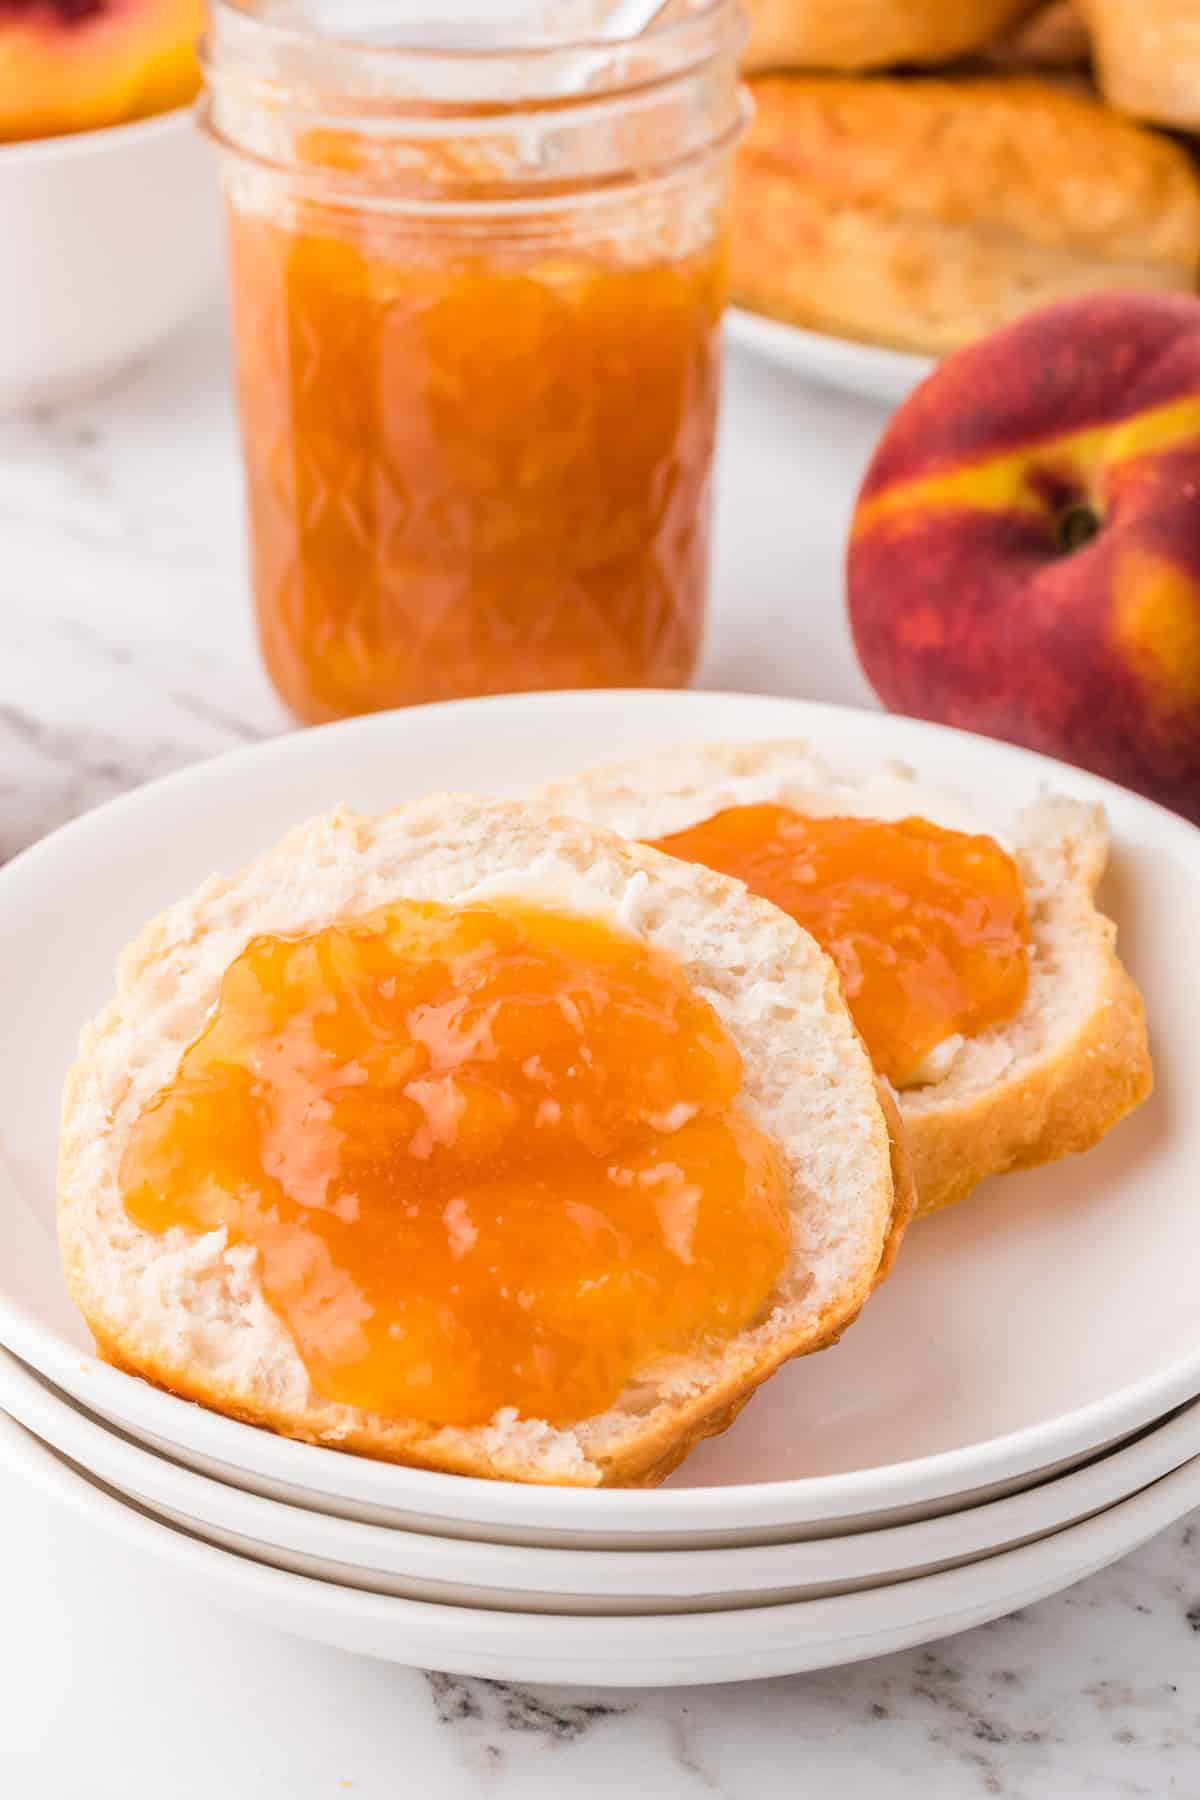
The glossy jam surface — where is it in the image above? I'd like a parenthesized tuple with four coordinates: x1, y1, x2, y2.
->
(650, 807, 1030, 1087)
(120, 901, 788, 1427)
(227, 211, 724, 723)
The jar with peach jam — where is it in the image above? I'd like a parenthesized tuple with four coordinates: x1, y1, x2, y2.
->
(202, 2, 747, 723)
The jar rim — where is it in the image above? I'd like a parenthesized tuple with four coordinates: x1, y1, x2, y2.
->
(203, 0, 748, 209)
(202, 97, 747, 219)
(204, 0, 747, 108)
(209, 0, 738, 62)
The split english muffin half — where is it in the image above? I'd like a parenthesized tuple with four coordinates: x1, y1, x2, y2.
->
(58, 796, 913, 1488)
(542, 740, 1152, 1217)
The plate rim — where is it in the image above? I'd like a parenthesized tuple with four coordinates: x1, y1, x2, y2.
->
(3, 1344, 1199, 1596)
(2, 1404, 1196, 1684)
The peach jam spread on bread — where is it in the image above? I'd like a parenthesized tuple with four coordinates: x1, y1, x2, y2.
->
(119, 900, 789, 1428)
(649, 807, 1030, 1088)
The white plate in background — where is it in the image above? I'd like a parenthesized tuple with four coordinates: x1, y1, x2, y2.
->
(0, 107, 220, 412)
(0, 691, 1188, 1544)
(725, 308, 934, 408)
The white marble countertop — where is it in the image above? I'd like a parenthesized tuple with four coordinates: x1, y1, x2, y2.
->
(1, 303, 1197, 1799)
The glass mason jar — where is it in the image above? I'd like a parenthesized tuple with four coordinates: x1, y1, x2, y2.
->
(202, 1, 748, 724)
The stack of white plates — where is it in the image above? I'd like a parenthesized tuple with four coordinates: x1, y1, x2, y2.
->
(1, 691, 1197, 1687)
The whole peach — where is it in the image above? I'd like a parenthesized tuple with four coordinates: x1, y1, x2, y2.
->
(848, 292, 1200, 821)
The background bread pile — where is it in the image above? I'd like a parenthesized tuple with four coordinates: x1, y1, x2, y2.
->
(732, 0, 1200, 355)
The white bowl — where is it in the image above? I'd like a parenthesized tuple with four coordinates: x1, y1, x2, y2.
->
(3, 1347, 1199, 1616)
(3, 1406, 1198, 1686)
(0, 106, 221, 411)
(725, 308, 934, 407)
(0, 691, 1194, 1545)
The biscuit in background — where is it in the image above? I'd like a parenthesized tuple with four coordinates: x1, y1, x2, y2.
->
(742, 0, 1041, 73)
(1079, 0, 1200, 133)
(730, 75, 1200, 358)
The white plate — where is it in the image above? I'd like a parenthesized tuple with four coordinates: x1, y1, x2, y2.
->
(4, 1347, 1200, 1616)
(0, 692, 1192, 1545)
(725, 308, 934, 407)
(3, 1407, 1198, 1685)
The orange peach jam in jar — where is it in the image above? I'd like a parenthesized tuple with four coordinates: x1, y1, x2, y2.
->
(203, 2, 748, 722)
